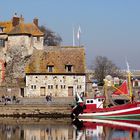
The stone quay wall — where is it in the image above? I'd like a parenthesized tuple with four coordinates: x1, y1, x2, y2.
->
(0, 97, 75, 118)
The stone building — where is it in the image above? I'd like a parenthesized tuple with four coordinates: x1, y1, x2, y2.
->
(25, 46, 86, 97)
(0, 14, 44, 53)
(0, 14, 44, 84)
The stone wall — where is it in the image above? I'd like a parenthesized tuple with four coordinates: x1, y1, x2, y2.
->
(26, 74, 85, 97)
(0, 87, 20, 97)
(7, 35, 44, 55)
(0, 104, 71, 117)
(32, 36, 44, 50)
(0, 97, 74, 117)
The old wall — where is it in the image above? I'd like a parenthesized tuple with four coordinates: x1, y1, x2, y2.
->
(0, 104, 71, 116)
(7, 36, 44, 54)
(8, 35, 31, 47)
(25, 74, 85, 97)
(8, 35, 33, 55)
(32, 36, 44, 50)
(0, 87, 20, 97)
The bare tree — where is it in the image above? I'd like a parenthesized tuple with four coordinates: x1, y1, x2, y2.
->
(92, 56, 122, 85)
(39, 25, 62, 46)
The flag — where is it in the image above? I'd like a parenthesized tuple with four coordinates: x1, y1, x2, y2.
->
(77, 26, 81, 40)
(113, 80, 128, 95)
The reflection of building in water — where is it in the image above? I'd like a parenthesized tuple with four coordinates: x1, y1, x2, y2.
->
(0, 122, 140, 140)
(0, 125, 20, 140)
(76, 130, 85, 140)
(0, 123, 77, 140)
(75, 126, 103, 140)
(24, 128, 40, 140)
(21, 125, 75, 140)
(86, 126, 103, 138)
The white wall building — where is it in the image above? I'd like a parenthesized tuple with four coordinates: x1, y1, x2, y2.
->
(25, 46, 86, 97)
(26, 74, 85, 97)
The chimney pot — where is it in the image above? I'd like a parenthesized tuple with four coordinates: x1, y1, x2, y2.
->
(12, 13, 20, 26)
(20, 14, 24, 23)
(33, 18, 38, 27)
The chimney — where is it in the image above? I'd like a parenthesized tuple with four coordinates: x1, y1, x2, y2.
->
(33, 17, 38, 27)
(20, 14, 24, 23)
(12, 13, 20, 26)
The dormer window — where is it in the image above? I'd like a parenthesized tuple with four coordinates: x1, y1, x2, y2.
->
(0, 27, 4, 33)
(47, 65, 54, 72)
(37, 36, 40, 41)
(0, 39, 5, 47)
(65, 65, 73, 72)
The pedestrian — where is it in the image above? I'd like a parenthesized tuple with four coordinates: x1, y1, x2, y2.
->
(46, 95, 49, 102)
(12, 96, 16, 102)
(2, 95, 5, 102)
(138, 90, 140, 95)
(48, 94, 52, 101)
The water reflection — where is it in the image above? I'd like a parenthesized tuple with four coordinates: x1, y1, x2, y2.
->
(0, 118, 140, 140)
(72, 118, 140, 140)
(0, 118, 74, 140)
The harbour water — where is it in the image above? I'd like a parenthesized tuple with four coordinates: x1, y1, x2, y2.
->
(0, 118, 140, 140)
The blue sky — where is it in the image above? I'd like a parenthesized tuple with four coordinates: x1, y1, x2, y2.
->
(1, 0, 140, 69)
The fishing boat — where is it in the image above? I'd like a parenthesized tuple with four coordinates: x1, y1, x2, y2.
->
(71, 94, 140, 119)
(71, 64, 140, 120)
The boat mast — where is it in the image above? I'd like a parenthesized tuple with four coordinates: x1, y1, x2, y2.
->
(126, 61, 133, 102)
(103, 76, 113, 107)
(127, 70, 133, 100)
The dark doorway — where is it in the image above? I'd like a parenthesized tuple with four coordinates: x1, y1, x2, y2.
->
(20, 88, 24, 97)
(68, 86, 73, 96)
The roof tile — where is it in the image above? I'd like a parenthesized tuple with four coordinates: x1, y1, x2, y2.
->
(25, 46, 86, 74)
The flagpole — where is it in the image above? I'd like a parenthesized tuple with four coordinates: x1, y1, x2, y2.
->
(73, 27, 75, 46)
(77, 26, 81, 47)
(79, 35, 80, 47)
(126, 60, 133, 102)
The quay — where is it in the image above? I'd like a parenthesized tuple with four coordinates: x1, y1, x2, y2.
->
(0, 97, 75, 118)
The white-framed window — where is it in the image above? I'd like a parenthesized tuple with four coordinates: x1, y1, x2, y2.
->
(65, 65, 73, 72)
(48, 85, 53, 89)
(31, 85, 36, 89)
(47, 65, 54, 72)
(0, 39, 5, 47)
(37, 36, 40, 41)
(0, 27, 4, 32)
(61, 85, 66, 89)
(31, 136, 36, 140)
(77, 85, 82, 89)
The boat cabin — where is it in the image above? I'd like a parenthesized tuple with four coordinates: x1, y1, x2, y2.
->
(85, 96, 105, 109)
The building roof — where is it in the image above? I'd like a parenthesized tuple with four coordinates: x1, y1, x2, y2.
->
(0, 21, 13, 33)
(25, 46, 86, 74)
(0, 16, 44, 36)
(8, 23, 44, 36)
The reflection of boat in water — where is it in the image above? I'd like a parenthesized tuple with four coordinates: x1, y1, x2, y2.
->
(73, 118, 140, 131)
(72, 118, 140, 140)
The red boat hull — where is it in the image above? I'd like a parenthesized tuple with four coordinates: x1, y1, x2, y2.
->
(72, 101, 140, 119)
